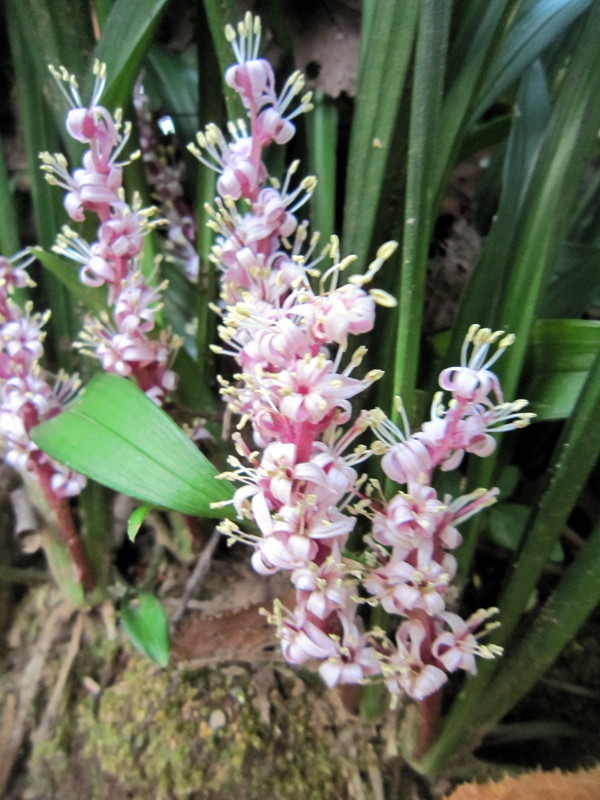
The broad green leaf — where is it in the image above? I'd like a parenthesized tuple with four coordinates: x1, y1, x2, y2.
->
(31, 247, 108, 317)
(522, 319, 600, 420)
(89, 0, 170, 110)
(31, 373, 234, 517)
(121, 592, 169, 667)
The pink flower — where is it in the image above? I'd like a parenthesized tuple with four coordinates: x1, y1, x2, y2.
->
(431, 609, 500, 674)
(386, 620, 447, 701)
(276, 355, 365, 425)
(319, 616, 380, 687)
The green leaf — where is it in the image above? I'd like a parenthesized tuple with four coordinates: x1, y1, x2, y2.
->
(472, 0, 592, 121)
(6, 3, 80, 366)
(342, 0, 419, 261)
(442, 58, 551, 382)
(385, 0, 451, 430)
(128, 503, 154, 542)
(0, 136, 21, 256)
(420, 515, 600, 774)
(488, 502, 563, 561)
(5, 0, 94, 156)
(161, 260, 198, 358)
(121, 592, 169, 667)
(88, 0, 170, 110)
(491, 1, 600, 400)
(201, 0, 245, 120)
(540, 243, 600, 318)
(305, 90, 338, 240)
(430, 1, 521, 210)
(31, 373, 234, 517)
(523, 319, 600, 420)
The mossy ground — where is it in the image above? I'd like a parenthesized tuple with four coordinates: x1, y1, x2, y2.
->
(3, 586, 384, 800)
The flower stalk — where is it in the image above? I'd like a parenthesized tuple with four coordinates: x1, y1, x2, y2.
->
(0, 251, 94, 593)
(198, 14, 531, 707)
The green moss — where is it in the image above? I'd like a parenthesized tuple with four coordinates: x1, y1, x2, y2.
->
(28, 652, 375, 800)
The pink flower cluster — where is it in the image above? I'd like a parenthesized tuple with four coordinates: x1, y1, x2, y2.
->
(0, 252, 85, 499)
(364, 326, 533, 700)
(199, 15, 532, 703)
(40, 62, 179, 404)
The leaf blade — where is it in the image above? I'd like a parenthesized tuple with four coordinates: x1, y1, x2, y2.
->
(32, 373, 234, 517)
(121, 592, 169, 667)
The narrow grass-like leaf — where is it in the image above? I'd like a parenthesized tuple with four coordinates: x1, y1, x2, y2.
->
(442, 59, 551, 380)
(0, 141, 20, 257)
(492, 2, 600, 399)
(202, 0, 245, 120)
(7, 4, 79, 364)
(342, 0, 418, 261)
(5, 0, 93, 160)
(540, 243, 600, 318)
(305, 91, 338, 240)
(430, 0, 521, 209)
(445, 12, 600, 581)
(89, 0, 170, 110)
(387, 0, 451, 426)
(31, 373, 234, 517)
(194, 4, 229, 401)
(472, 0, 592, 122)
(495, 344, 600, 646)
(121, 592, 169, 667)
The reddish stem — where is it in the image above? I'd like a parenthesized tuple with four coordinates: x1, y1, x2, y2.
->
(413, 688, 442, 762)
(37, 465, 96, 594)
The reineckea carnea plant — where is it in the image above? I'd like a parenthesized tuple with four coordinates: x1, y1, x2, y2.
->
(189, 14, 532, 704)
(2, 0, 600, 787)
